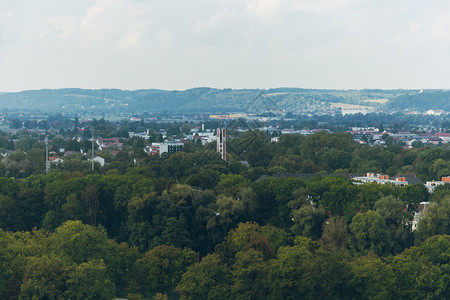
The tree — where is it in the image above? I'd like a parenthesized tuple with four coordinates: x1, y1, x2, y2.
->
(307, 176, 357, 220)
(412, 140, 424, 148)
(17, 182, 46, 230)
(0, 229, 21, 298)
(0, 135, 14, 150)
(80, 139, 98, 153)
(214, 222, 278, 265)
(176, 254, 231, 300)
(153, 293, 169, 300)
(432, 184, 450, 202)
(398, 184, 429, 212)
(374, 196, 413, 254)
(429, 158, 450, 180)
(415, 196, 450, 244)
(167, 126, 181, 137)
(185, 167, 220, 190)
(391, 235, 450, 299)
(23, 120, 38, 129)
(215, 174, 249, 197)
(58, 154, 91, 172)
(385, 136, 397, 146)
(0, 195, 23, 231)
(132, 245, 197, 294)
(207, 195, 245, 236)
(14, 137, 37, 151)
(81, 184, 100, 226)
(181, 123, 191, 135)
(231, 249, 269, 299)
(65, 259, 115, 300)
(62, 193, 88, 223)
(51, 136, 66, 150)
(38, 120, 49, 130)
(320, 216, 348, 252)
(268, 237, 315, 299)
(19, 255, 71, 300)
(349, 253, 398, 299)
(74, 116, 80, 128)
(161, 216, 192, 249)
(26, 148, 46, 174)
(19, 254, 116, 299)
(349, 211, 390, 256)
(48, 220, 111, 264)
(65, 139, 81, 152)
(252, 177, 306, 229)
(300, 247, 353, 299)
(9, 119, 22, 129)
(290, 204, 326, 240)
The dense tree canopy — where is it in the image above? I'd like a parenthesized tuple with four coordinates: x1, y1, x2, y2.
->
(0, 129, 448, 298)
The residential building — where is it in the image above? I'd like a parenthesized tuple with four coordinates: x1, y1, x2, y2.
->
(425, 176, 450, 192)
(96, 138, 123, 150)
(412, 202, 430, 231)
(151, 142, 184, 157)
(90, 156, 105, 168)
(352, 172, 423, 186)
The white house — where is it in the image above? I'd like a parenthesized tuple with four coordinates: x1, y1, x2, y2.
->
(90, 156, 105, 168)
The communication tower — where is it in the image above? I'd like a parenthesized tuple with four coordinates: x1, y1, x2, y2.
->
(216, 128, 226, 161)
(44, 136, 50, 174)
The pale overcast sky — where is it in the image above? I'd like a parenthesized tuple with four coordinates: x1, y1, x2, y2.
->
(1, 0, 450, 92)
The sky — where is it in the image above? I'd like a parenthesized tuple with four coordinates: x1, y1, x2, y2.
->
(1, 0, 450, 92)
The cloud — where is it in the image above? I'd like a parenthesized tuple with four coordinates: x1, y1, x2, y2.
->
(78, 0, 115, 41)
(155, 28, 174, 48)
(246, 0, 283, 18)
(432, 13, 450, 38)
(43, 15, 79, 40)
(116, 22, 148, 50)
(193, 11, 237, 32)
(5, 10, 14, 20)
(245, 0, 353, 19)
(294, 0, 353, 14)
(2, 0, 450, 91)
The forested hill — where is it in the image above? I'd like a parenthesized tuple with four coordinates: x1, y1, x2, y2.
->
(387, 90, 450, 111)
(0, 87, 449, 114)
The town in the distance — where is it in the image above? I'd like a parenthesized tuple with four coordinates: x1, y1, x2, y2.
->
(0, 87, 448, 299)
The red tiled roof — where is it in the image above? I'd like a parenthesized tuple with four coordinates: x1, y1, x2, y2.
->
(434, 133, 450, 137)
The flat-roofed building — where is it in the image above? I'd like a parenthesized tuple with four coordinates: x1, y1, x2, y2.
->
(151, 142, 184, 157)
(352, 172, 423, 186)
(425, 176, 450, 192)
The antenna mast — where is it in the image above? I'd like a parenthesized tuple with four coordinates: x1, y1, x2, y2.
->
(44, 136, 50, 174)
(91, 131, 95, 171)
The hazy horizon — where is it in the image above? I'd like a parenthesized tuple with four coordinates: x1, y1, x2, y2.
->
(0, 86, 434, 94)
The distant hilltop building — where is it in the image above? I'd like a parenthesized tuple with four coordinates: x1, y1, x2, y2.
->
(340, 108, 374, 115)
(217, 128, 226, 161)
(210, 114, 247, 120)
(425, 109, 445, 116)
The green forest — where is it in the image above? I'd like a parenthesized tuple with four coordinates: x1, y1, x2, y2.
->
(1, 87, 449, 114)
(0, 131, 449, 299)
